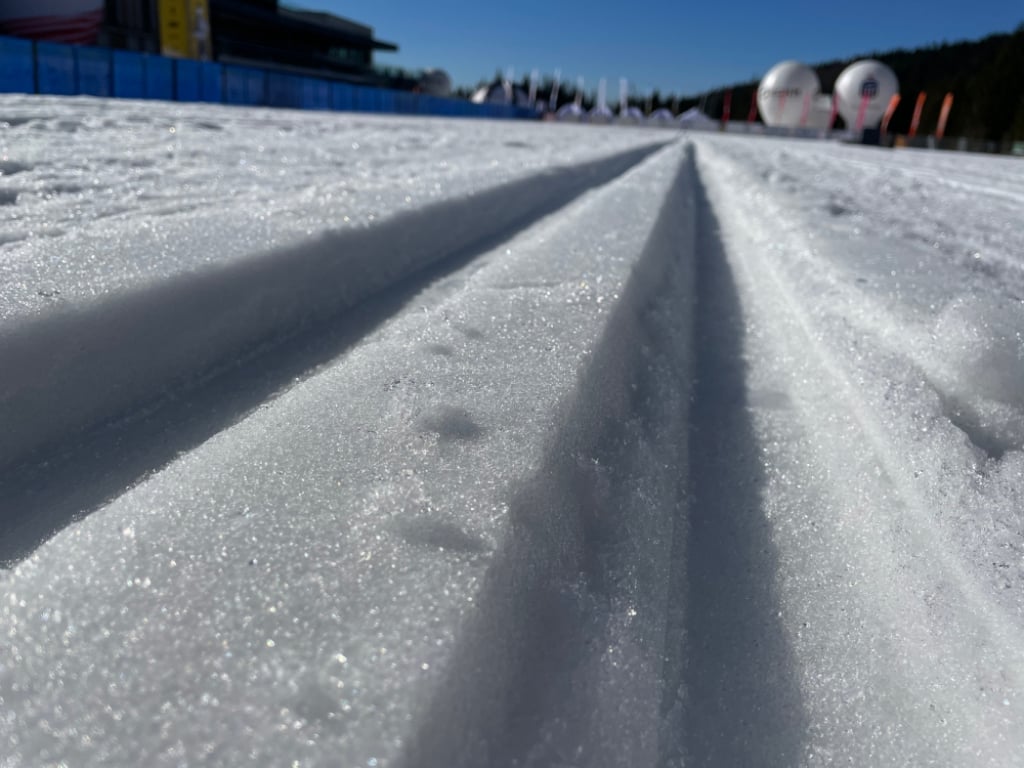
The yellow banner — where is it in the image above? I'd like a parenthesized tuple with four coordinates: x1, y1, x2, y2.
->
(159, 0, 212, 60)
(158, 0, 188, 58)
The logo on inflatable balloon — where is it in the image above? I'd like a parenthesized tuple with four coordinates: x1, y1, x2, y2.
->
(756, 61, 822, 127)
(834, 60, 899, 129)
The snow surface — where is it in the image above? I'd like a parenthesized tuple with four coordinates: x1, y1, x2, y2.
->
(1, 97, 1023, 767)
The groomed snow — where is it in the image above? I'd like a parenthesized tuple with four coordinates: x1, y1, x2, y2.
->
(691, 135, 1024, 766)
(1, 97, 1023, 767)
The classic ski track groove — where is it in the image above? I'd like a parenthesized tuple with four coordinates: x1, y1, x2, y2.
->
(698, 142, 1024, 656)
(0, 142, 667, 475)
(694, 139, 1024, 764)
(3, 128, 1022, 766)
(0, 142, 665, 562)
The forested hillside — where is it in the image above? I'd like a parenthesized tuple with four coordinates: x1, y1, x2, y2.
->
(693, 24, 1024, 142)
(484, 24, 1023, 143)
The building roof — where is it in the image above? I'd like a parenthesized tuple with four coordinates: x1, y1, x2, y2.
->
(212, 0, 397, 52)
(279, 7, 396, 50)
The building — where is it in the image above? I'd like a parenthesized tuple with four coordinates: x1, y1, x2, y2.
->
(1, 0, 401, 86)
(0, 1, 106, 45)
(202, 1, 398, 83)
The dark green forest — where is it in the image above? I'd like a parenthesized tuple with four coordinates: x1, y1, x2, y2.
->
(468, 24, 1024, 144)
(697, 23, 1024, 143)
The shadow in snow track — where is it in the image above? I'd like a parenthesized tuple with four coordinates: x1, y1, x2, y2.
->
(0, 141, 668, 566)
(673, 167, 808, 767)
(400, 145, 697, 768)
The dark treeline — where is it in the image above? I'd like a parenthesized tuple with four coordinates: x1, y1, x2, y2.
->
(460, 24, 1024, 142)
(687, 24, 1024, 142)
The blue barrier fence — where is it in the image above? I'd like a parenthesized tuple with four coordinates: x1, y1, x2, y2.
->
(0, 34, 533, 120)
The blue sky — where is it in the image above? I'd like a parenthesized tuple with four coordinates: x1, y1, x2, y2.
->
(301, 1, 1022, 95)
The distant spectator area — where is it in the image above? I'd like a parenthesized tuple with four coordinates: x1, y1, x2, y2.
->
(206, 1, 396, 79)
(12, 0, 403, 84)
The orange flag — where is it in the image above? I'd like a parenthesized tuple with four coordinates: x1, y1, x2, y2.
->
(908, 91, 927, 137)
(936, 93, 954, 140)
(881, 94, 901, 134)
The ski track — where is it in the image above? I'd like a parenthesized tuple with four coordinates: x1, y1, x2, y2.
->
(2, 100, 1024, 766)
(694, 135, 1024, 765)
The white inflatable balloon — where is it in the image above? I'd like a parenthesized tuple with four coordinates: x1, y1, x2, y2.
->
(757, 61, 821, 127)
(834, 59, 899, 129)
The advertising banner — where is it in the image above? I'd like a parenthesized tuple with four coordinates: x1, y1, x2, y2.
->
(159, 0, 211, 60)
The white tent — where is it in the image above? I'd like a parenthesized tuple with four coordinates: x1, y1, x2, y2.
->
(471, 81, 511, 105)
(648, 108, 676, 124)
(677, 107, 718, 130)
(470, 80, 531, 107)
(556, 103, 585, 121)
(511, 86, 533, 109)
(588, 104, 614, 123)
(618, 106, 644, 123)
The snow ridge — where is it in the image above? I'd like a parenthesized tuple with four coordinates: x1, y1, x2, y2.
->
(692, 135, 1024, 765)
(402, 146, 697, 768)
(5, 102, 1024, 767)
(0, 144, 664, 477)
(1, 138, 696, 767)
